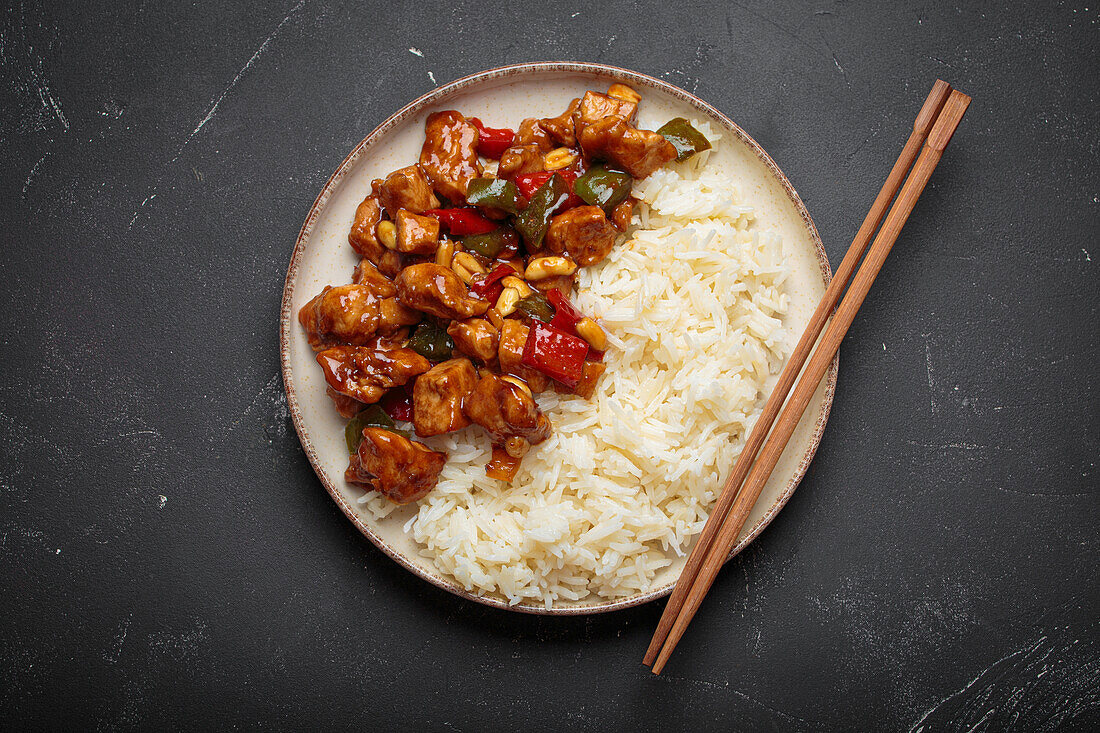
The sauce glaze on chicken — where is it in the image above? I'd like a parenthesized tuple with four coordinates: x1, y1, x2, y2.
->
(300, 83, 710, 505)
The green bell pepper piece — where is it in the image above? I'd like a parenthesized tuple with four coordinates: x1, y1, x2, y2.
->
(515, 174, 570, 248)
(461, 226, 519, 259)
(574, 166, 633, 211)
(465, 178, 525, 215)
(516, 291, 555, 323)
(656, 118, 712, 161)
(345, 405, 396, 454)
(407, 322, 454, 362)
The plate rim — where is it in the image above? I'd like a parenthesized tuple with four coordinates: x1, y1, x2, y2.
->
(279, 61, 838, 615)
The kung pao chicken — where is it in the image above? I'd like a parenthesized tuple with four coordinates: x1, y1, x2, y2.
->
(299, 83, 711, 504)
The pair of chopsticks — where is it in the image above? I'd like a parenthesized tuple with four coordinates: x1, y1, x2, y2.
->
(644, 80, 971, 674)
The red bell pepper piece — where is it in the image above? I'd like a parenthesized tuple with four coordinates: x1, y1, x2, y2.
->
(515, 170, 582, 214)
(546, 289, 586, 335)
(468, 264, 512, 303)
(546, 289, 603, 359)
(379, 386, 413, 422)
(469, 118, 515, 160)
(423, 207, 498, 236)
(521, 321, 589, 388)
(515, 171, 555, 199)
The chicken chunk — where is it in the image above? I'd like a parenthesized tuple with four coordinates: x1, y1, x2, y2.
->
(348, 195, 384, 257)
(497, 319, 550, 393)
(419, 111, 481, 202)
(345, 427, 447, 504)
(395, 209, 440, 254)
(373, 249, 404, 279)
(538, 97, 581, 147)
(299, 284, 416, 350)
(573, 91, 637, 132)
(515, 117, 555, 152)
(447, 318, 498, 364)
(347, 195, 404, 277)
(578, 116, 677, 179)
(545, 206, 619, 266)
(327, 387, 366, 418)
(316, 342, 430, 405)
(372, 165, 440, 217)
(572, 361, 606, 400)
(610, 196, 636, 232)
(352, 258, 396, 296)
(395, 263, 489, 321)
(412, 358, 478, 437)
(380, 298, 421, 332)
(497, 144, 545, 180)
(463, 373, 552, 446)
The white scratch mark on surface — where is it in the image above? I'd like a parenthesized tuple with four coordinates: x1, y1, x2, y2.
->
(832, 53, 850, 88)
(221, 373, 290, 442)
(571, 11, 580, 17)
(408, 47, 423, 57)
(243, 374, 282, 417)
(908, 636, 1049, 732)
(156, 494, 167, 509)
(114, 429, 159, 440)
(1084, 248, 1091, 262)
(883, 342, 887, 351)
(127, 193, 157, 229)
(22, 151, 49, 197)
(18, 1, 70, 131)
(30, 69, 69, 130)
(428, 70, 437, 85)
(148, 618, 209, 662)
(98, 100, 124, 119)
(924, 339, 937, 416)
(171, 0, 305, 162)
(660, 672, 815, 725)
(105, 614, 132, 664)
(906, 439, 986, 451)
(55, 548, 61, 554)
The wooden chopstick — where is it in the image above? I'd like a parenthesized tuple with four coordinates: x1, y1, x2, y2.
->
(643, 79, 953, 668)
(648, 88, 972, 675)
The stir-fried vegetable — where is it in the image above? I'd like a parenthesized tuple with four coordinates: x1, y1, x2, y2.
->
(468, 264, 513, 303)
(461, 226, 519, 259)
(656, 118, 712, 161)
(514, 174, 571, 247)
(407, 322, 454, 361)
(345, 405, 397, 453)
(515, 170, 581, 213)
(465, 178, 525, 215)
(424, 207, 498, 235)
(521, 321, 589, 388)
(379, 386, 413, 422)
(574, 166, 633, 212)
(547, 289, 605, 360)
(469, 118, 515, 160)
(546, 289, 585, 334)
(515, 291, 555, 323)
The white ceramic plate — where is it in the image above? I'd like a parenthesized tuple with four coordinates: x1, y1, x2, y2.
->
(280, 62, 837, 614)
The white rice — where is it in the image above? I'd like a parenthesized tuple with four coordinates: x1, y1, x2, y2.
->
(358, 124, 790, 608)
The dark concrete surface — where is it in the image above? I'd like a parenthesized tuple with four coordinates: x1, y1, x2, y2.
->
(2, 0, 1097, 730)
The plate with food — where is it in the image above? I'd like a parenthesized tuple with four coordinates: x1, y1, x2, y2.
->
(280, 62, 837, 614)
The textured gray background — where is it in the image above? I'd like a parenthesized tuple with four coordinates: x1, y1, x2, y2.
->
(2, 0, 1097, 730)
